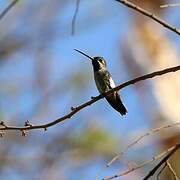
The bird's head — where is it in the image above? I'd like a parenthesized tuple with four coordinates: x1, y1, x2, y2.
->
(75, 49, 107, 71)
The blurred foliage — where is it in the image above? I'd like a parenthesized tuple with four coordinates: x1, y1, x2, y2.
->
(0, 0, 179, 180)
(73, 126, 118, 157)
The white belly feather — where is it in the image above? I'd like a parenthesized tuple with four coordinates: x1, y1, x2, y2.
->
(109, 77, 116, 88)
(94, 70, 116, 94)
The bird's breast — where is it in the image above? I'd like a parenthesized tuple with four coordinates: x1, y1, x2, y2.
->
(94, 70, 110, 93)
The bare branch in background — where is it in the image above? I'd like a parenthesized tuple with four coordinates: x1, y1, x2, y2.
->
(103, 143, 180, 180)
(107, 122, 180, 167)
(71, 0, 81, 35)
(143, 143, 180, 180)
(0, 65, 180, 133)
(160, 3, 180, 8)
(166, 161, 180, 180)
(0, 0, 19, 21)
(157, 163, 167, 180)
(115, 0, 180, 35)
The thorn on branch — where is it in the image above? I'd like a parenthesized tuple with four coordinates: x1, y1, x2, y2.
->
(71, 106, 76, 111)
(91, 96, 95, 100)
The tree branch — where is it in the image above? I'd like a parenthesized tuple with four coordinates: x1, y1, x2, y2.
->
(115, 0, 180, 36)
(0, 0, 19, 21)
(166, 161, 180, 180)
(0, 64, 180, 133)
(107, 122, 180, 167)
(143, 143, 180, 180)
(157, 162, 167, 180)
(71, 0, 81, 35)
(160, 3, 180, 8)
(103, 144, 180, 180)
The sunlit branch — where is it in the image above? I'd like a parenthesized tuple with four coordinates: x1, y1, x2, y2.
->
(143, 143, 180, 180)
(103, 144, 180, 180)
(160, 3, 180, 8)
(115, 0, 180, 36)
(166, 161, 180, 180)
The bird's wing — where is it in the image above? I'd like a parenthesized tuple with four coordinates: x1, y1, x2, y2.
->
(104, 72, 127, 115)
(95, 70, 116, 93)
(102, 71, 117, 98)
(104, 71, 116, 89)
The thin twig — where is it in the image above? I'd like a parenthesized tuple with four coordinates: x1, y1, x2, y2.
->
(160, 3, 180, 8)
(166, 161, 180, 180)
(143, 143, 180, 180)
(107, 123, 180, 167)
(157, 162, 167, 180)
(103, 144, 179, 180)
(0, 65, 180, 132)
(115, 0, 180, 36)
(71, 0, 80, 35)
(0, 0, 19, 21)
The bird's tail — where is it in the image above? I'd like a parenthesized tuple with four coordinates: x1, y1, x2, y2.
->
(106, 92, 127, 116)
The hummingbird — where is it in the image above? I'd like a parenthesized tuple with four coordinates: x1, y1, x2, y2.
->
(75, 49, 127, 115)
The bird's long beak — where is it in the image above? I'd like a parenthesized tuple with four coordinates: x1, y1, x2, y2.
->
(74, 49, 93, 61)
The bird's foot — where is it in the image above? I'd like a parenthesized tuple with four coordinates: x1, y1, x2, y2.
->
(100, 92, 106, 98)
